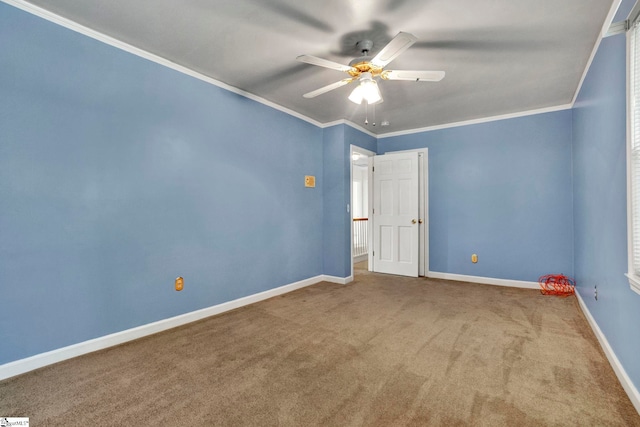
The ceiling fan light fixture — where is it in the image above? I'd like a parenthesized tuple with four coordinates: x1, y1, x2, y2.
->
(348, 84, 364, 104)
(348, 72, 383, 105)
(297, 32, 444, 105)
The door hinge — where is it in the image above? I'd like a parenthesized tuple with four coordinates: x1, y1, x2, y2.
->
(372, 166, 375, 172)
(373, 251, 375, 256)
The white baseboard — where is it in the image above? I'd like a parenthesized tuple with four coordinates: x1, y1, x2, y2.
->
(7, 271, 636, 416)
(427, 271, 539, 289)
(574, 290, 640, 414)
(321, 274, 353, 285)
(0, 275, 326, 381)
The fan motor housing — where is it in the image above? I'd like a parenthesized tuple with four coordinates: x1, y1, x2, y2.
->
(348, 40, 384, 78)
(348, 57, 383, 78)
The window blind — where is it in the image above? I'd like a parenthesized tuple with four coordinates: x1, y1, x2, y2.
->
(630, 20, 640, 277)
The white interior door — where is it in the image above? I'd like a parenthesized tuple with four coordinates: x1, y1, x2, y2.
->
(372, 152, 419, 277)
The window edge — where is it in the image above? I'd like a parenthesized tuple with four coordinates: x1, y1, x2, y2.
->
(625, 273, 640, 295)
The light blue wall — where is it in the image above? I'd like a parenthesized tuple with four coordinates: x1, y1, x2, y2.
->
(322, 126, 348, 277)
(572, 0, 640, 389)
(378, 111, 574, 282)
(322, 124, 376, 277)
(0, 4, 324, 364)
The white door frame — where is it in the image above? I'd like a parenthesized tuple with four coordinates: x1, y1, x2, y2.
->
(375, 148, 429, 276)
(350, 145, 376, 279)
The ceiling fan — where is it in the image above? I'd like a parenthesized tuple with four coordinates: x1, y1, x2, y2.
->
(297, 32, 445, 105)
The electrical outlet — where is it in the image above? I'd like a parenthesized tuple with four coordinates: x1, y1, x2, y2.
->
(594, 285, 598, 301)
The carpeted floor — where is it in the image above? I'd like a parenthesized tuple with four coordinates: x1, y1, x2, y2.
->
(1, 269, 639, 426)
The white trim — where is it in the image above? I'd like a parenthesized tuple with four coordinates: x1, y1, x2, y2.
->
(575, 289, 640, 414)
(422, 150, 429, 276)
(626, 273, 640, 295)
(0, 0, 324, 129)
(350, 144, 354, 281)
(322, 119, 378, 138)
(0, 0, 601, 140)
(0, 275, 327, 381)
(376, 104, 573, 139)
(571, 0, 623, 105)
(350, 144, 376, 280)
(368, 156, 375, 272)
(605, 20, 629, 38)
(627, 13, 640, 297)
(628, 23, 635, 297)
(2, 0, 622, 139)
(321, 274, 353, 285)
(344, 121, 378, 138)
(630, 0, 640, 27)
(427, 271, 540, 289)
(322, 119, 349, 129)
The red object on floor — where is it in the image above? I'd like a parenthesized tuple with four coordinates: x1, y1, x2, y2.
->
(538, 274, 576, 297)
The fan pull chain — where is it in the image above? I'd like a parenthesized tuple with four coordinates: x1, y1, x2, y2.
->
(372, 104, 376, 127)
(363, 103, 377, 126)
(365, 102, 369, 125)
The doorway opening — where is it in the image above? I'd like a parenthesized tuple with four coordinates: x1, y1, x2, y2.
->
(350, 145, 375, 278)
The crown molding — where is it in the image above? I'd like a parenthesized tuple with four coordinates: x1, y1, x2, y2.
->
(2, 0, 614, 140)
(377, 103, 573, 139)
(320, 119, 350, 129)
(343, 121, 379, 138)
(571, 0, 623, 105)
(320, 119, 378, 138)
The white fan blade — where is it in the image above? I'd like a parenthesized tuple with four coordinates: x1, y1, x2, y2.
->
(296, 55, 355, 73)
(371, 32, 418, 67)
(303, 78, 354, 98)
(383, 70, 445, 81)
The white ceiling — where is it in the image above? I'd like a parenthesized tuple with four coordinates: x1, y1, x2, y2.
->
(18, 0, 616, 135)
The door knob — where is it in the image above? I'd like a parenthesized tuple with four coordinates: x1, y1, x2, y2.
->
(411, 219, 417, 224)
(418, 219, 423, 224)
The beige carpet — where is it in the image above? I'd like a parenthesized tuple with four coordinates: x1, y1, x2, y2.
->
(1, 270, 639, 426)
